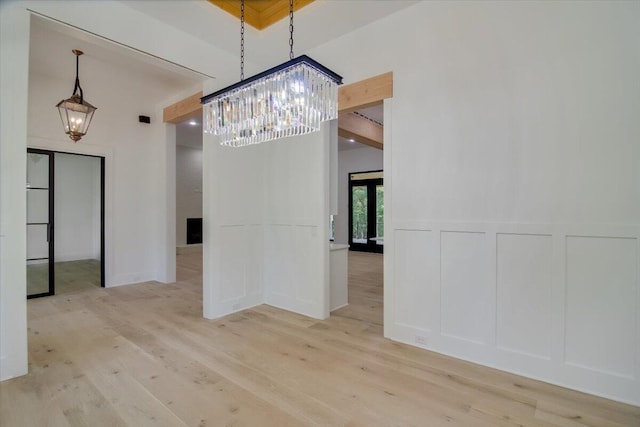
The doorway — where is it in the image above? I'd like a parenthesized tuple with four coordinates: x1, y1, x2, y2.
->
(349, 170, 384, 253)
(26, 149, 105, 298)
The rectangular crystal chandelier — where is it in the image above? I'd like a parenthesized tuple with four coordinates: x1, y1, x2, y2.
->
(201, 55, 342, 147)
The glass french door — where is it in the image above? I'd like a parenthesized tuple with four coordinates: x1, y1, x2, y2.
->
(349, 171, 383, 253)
(27, 149, 55, 298)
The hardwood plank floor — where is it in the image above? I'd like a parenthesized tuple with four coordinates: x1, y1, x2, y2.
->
(27, 259, 101, 296)
(2, 252, 638, 426)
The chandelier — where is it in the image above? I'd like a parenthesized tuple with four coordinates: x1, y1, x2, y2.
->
(201, 0, 342, 147)
(56, 50, 97, 142)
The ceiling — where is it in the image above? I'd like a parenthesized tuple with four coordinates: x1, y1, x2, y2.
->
(121, 1, 419, 72)
(29, 15, 205, 98)
(30, 2, 394, 151)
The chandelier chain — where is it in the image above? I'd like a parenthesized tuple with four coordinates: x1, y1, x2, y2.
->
(240, 0, 245, 80)
(289, 0, 294, 60)
(73, 53, 84, 103)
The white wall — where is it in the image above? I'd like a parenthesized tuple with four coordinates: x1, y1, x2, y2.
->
(309, 1, 640, 404)
(27, 26, 193, 287)
(54, 153, 101, 262)
(203, 125, 331, 320)
(263, 128, 331, 320)
(175, 145, 203, 246)
(0, 2, 30, 381)
(335, 145, 383, 244)
(3, 0, 638, 406)
(203, 138, 265, 319)
(0, 0, 215, 382)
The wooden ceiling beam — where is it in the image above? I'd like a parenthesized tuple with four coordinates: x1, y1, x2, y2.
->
(208, 0, 314, 30)
(163, 91, 204, 124)
(338, 112, 383, 150)
(338, 71, 393, 113)
(163, 71, 394, 129)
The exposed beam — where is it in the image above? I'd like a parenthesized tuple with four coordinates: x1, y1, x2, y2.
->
(163, 91, 203, 124)
(208, 0, 314, 30)
(338, 112, 383, 150)
(338, 71, 393, 113)
(163, 71, 394, 125)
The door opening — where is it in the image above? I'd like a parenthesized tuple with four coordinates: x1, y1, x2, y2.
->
(26, 149, 105, 298)
(349, 170, 383, 254)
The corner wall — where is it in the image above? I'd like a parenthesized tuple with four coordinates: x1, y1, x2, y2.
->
(309, 1, 640, 404)
(203, 124, 332, 320)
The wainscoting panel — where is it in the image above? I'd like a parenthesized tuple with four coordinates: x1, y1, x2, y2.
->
(496, 233, 553, 359)
(264, 224, 326, 319)
(295, 225, 322, 304)
(389, 222, 640, 404)
(263, 224, 295, 299)
(440, 231, 492, 344)
(219, 226, 247, 301)
(219, 224, 263, 304)
(565, 236, 637, 379)
(394, 229, 433, 332)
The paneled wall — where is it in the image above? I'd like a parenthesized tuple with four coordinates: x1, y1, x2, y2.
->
(202, 141, 265, 319)
(263, 128, 330, 320)
(309, 1, 640, 404)
(389, 223, 639, 402)
(203, 125, 331, 320)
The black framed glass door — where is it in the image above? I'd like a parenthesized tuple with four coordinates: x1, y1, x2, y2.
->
(26, 149, 105, 298)
(27, 149, 55, 298)
(349, 171, 383, 253)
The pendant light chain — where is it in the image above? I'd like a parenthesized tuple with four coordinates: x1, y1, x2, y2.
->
(289, 0, 294, 60)
(201, 0, 342, 147)
(73, 52, 84, 103)
(240, 0, 245, 80)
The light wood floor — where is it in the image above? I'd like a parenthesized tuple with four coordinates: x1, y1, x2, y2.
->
(2, 252, 639, 426)
(27, 259, 101, 296)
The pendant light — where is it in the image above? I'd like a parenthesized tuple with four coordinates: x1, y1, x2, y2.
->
(201, 0, 343, 147)
(56, 49, 97, 142)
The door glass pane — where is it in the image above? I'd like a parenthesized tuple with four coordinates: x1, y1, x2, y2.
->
(376, 185, 384, 245)
(27, 153, 49, 188)
(27, 224, 49, 259)
(27, 189, 49, 224)
(27, 259, 49, 296)
(352, 185, 367, 244)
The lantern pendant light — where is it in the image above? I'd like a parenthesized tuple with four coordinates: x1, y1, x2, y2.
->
(56, 49, 97, 142)
(201, 0, 343, 147)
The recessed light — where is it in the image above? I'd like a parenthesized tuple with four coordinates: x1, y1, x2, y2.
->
(189, 120, 198, 126)
(349, 139, 355, 142)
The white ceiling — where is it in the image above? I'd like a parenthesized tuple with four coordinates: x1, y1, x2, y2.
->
(120, 0, 419, 72)
(29, 15, 205, 98)
(29, 2, 396, 151)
